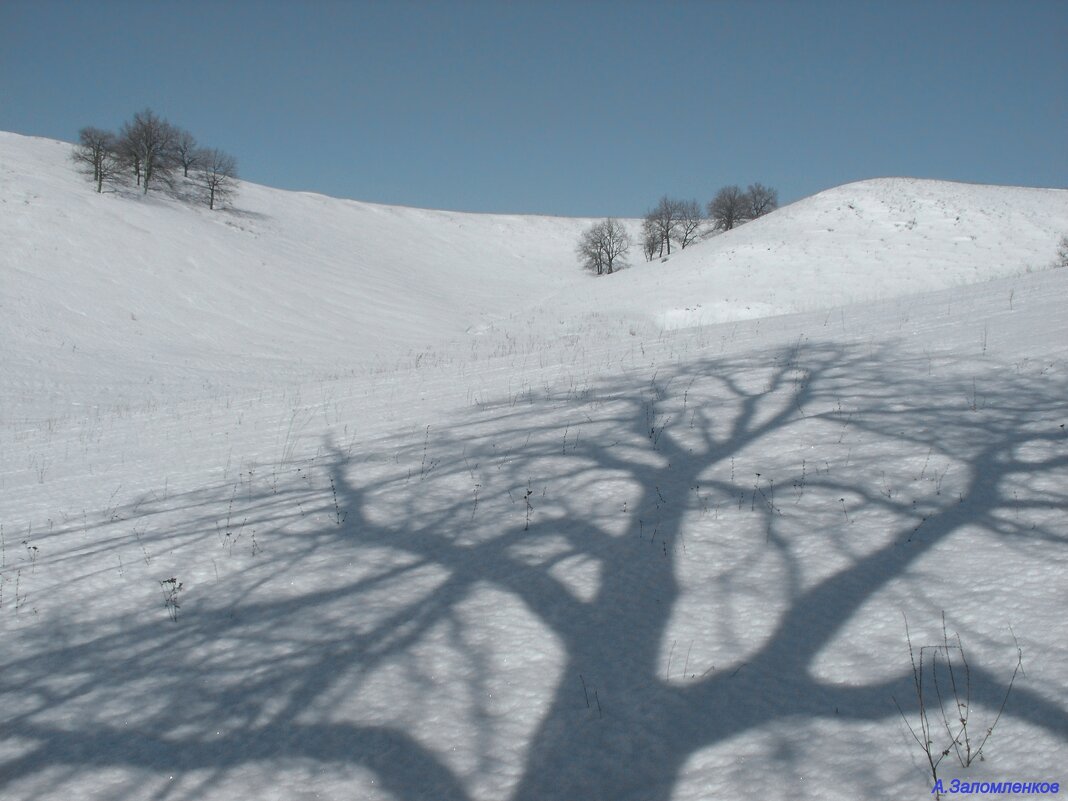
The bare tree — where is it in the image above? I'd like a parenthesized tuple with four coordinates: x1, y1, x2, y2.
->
(71, 127, 122, 193)
(707, 185, 747, 231)
(72, 114, 239, 207)
(642, 217, 663, 261)
(118, 134, 142, 187)
(672, 199, 704, 249)
(644, 197, 682, 257)
(119, 109, 178, 193)
(198, 148, 238, 210)
(745, 182, 778, 220)
(174, 129, 201, 177)
(577, 218, 629, 275)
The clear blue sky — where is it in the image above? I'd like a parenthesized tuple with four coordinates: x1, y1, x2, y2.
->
(2, 0, 1065, 216)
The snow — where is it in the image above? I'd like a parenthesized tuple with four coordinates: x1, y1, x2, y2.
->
(2, 131, 1067, 800)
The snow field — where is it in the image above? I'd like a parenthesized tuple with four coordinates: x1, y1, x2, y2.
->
(2, 131, 1067, 799)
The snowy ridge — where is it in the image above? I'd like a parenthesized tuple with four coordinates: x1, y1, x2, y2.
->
(3, 131, 1066, 404)
(1, 131, 1066, 801)
(1, 132, 600, 406)
(635, 176, 1068, 329)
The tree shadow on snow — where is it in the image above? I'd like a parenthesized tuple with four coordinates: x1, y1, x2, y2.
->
(2, 339, 1066, 800)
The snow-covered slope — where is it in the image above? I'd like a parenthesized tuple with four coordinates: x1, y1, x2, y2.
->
(1, 132, 599, 408)
(640, 177, 1068, 328)
(3, 131, 1066, 408)
(1, 131, 1066, 801)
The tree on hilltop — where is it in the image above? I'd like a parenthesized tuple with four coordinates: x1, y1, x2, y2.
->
(198, 148, 238, 210)
(174, 128, 201, 177)
(745, 182, 778, 219)
(119, 109, 178, 193)
(707, 185, 747, 231)
(71, 111, 239, 209)
(71, 127, 122, 193)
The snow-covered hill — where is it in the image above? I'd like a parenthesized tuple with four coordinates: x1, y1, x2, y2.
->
(2, 131, 1066, 801)
(1, 132, 600, 408)
(644, 176, 1068, 328)
(3, 131, 1065, 406)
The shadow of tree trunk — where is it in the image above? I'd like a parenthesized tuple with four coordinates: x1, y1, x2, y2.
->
(2, 341, 1065, 800)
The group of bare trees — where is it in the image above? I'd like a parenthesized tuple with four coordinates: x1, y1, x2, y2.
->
(641, 183, 779, 263)
(641, 197, 704, 260)
(579, 182, 778, 275)
(576, 218, 631, 275)
(706, 182, 778, 232)
(71, 109, 238, 210)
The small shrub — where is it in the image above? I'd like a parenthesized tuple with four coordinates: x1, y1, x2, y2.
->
(893, 613, 1022, 799)
(160, 577, 183, 622)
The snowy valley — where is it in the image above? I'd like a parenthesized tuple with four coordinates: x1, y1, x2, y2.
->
(2, 131, 1067, 800)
